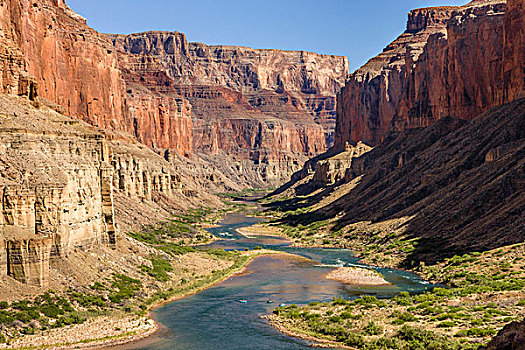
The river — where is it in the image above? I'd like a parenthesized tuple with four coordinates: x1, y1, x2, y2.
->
(109, 201, 436, 350)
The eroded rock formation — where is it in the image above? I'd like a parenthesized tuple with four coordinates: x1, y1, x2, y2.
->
(110, 32, 348, 184)
(334, 0, 520, 147)
(0, 0, 348, 187)
(0, 0, 194, 156)
(0, 93, 220, 287)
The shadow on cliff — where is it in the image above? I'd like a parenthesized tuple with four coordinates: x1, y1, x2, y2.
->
(269, 99, 525, 266)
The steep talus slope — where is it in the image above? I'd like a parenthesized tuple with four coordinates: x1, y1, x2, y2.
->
(334, 0, 510, 147)
(110, 32, 348, 184)
(287, 98, 525, 265)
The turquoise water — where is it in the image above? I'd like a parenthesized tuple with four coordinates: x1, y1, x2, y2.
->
(108, 210, 436, 350)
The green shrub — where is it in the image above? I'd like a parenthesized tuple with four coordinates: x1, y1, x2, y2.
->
(20, 327, 35, 335)
(437, 321, 455, 328)
(0, 311, 14, 325)
(397, 325, 437, 344)
(0, 302, 8, 309)
(332, 297, 348, 306)
(0, 334, 5, 343)
(364, 321, 382, 336)
(329, 315, 342, 323)
(12, 300, 31, 311)
(40, 304, 64, 318)
(150, 256, 174, 282)
(465, 328, 496, 337)
(53, 313, 86, 328)
(392, 311, 418, 324)
(90, 282, 106, 290)
(109, 274, 142, 303)
(15, 311, 35, 323)
(344, 333, 365, 347)
(470, 318, 483, 326)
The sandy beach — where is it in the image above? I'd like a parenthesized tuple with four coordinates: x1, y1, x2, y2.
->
(325, 266, 390, 286)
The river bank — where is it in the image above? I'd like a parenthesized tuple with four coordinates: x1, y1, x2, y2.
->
(0, 248, 290, 350)
(246, 221, 525, 349)
(92, 202, 449, 350)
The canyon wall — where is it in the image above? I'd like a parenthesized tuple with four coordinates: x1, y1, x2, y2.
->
(334, 0, 519, 147)
(0, 94, 116, 287)
(0, 93, 218, 287)
(0, 0, 194, 155)
(0, 0, 348, 186)
(503, 0, 525, 101)
(110, 32, 348, 184)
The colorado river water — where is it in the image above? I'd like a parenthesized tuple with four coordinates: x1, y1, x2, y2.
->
(110, 205, 436, 350)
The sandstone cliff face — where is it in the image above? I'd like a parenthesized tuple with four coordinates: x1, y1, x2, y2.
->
(0, 95, 116, 287)
(110, 32, 347, 99)
(0, 94, 220, 287)
(503, 0, 525, 101)
(110, 32, 348, 184)
(1, 0, 346, 188)
(0, 0, 194, 156)
(334, 0, 517, 147)
(0, 0, 128, 129)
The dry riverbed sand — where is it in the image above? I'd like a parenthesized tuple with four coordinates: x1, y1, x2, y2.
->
(1, 316, 157, 350)
(325, 267, 390, 286)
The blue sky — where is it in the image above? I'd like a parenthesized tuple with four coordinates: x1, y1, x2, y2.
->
(66, 0, 468, 72)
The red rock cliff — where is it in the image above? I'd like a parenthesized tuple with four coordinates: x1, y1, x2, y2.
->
(503, 0, 525, 101)
(110, 32, 348, 183)
(0, 0, 194, 155)
(334, 0, 522, 148)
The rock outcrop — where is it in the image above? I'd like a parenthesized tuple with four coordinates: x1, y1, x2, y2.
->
(0, 94, 116, 287)
(483, 318, 525, 350)
(269, 141, 372, 198)
(292, 98, 525, 265)
(334, 0, 519, 147)
(0, 93, 220, 287)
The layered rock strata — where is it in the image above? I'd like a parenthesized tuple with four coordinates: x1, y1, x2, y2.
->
(0, 95, 116, 287)
(300, 99, 525, 265)
(0, 0, 194, 156)
(334, 0, 517, 147)
(270, 141, 372, 198)
(110, 32, 348, 184)
(0, 94, 219, 287)
(0, 0, 349, 186)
